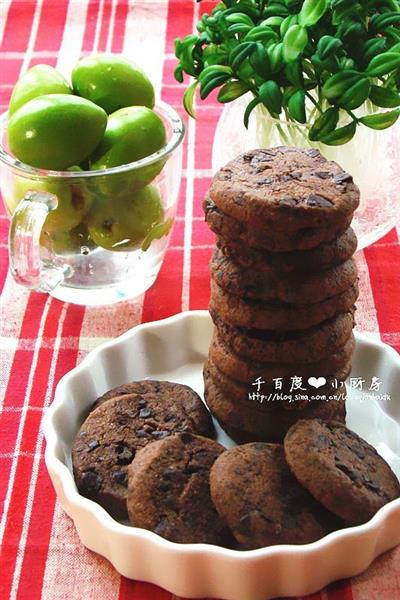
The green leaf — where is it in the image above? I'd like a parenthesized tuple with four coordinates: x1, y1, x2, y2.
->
(200, 74, 230, 99)
(309, 107, 339, 141)
(229, 42, 256, 71)
(317, 35, 343, 60)
(299, 0, 328, 27)
(359, 109, 400, 130)
(183, 81, 198, 119)
(259, 80, 283, 114)
(268, 42, 284, 73)
(250, 43, 271, 79)
(370, 85, 400, 108)
(320, 121, 357, 145)
(285, 59, 304, 87)
(338, 78, 370, 110)
(287, 89, 306, 123)
(244, 96, 260, 129)
(225, 12, 255, 27)
(261, 16, 284, 28)
(217, 80, 249, 102)
(322, 70, 361, 100)
(174, 65, 184, 83)
(198, 65, 232, 83)
(366, 52, 400, 77)
(283, 25, 308, 62)
(280, 14, 298, 38)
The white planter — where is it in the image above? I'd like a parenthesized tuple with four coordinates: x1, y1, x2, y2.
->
(212, 95, 400, 249)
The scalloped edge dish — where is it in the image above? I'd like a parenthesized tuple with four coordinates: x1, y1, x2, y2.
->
(43, 310, 400, 600)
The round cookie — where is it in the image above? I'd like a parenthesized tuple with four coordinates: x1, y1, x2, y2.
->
(203, 373, 346, 443)
(210, 279, 359, 330)
(211, 309, 356, 364)
(217, 227, 358, 273)
(204, 196, 353, 252)
(209, 329, 355, 383)
(93, 380, 212, 440)
(210, 443, 336, 548)
(127, 432, 229, 545)
(284, 419, 400, 524)
(72, 392, 214, 520)
(210, 248, 358, 303)
(204, 357, 350, 411)
(209, 147, 360, 230)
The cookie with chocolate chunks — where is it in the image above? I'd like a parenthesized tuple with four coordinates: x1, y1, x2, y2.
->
(127, 433, 229, 545)
(216, 227, 358, 273)
(210, 247, 358, 304)
(93, 380, 213, 442)
(72, 391, 214, 520)
(209, 147, 359, 231)
(210, 443, 338, 548)
(284, 419, 400, 523)
(204, 196, 353, 252)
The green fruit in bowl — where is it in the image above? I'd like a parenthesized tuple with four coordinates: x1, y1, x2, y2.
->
(7, 175, 92, 235)
(72, 54, 155, 114)
(8, 64, 72, 117)
(89, 106, 167, 192)
(7, 94, 107, 170)
(88, 183, 165, 251)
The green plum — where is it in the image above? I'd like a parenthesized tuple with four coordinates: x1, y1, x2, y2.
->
(8, 64, 72, 117)
(7, 94, 107, 170)
(8, 175, 92, 238)
(41, 222, 95, 254)
(89, 106, 166, 192)
(88, 184, 164, 251)
(72, 54, 155, 114)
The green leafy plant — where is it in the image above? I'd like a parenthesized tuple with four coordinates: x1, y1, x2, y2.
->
(174, 0, 400, 144)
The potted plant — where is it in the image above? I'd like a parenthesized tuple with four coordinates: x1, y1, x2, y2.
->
(175, 0, 400, 247)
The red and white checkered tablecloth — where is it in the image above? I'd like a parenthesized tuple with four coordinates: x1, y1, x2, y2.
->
(1, 2, 400, 599)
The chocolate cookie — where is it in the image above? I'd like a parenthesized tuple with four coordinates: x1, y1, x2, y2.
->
(210, 443, 336, 548)
(209, 329, 355, 383)
(204, 373, 346, 443)
(210, 248, 358, 304)
(217, 227, 358, 273)
(72, 392, 213, 519)
(93, 380, 212, 439)
(127, 433, 229, 545)
(211, 309, 355, 364)
(284, 419, 400, 524)
(209, 147, 359, 231)
(204, 357, 350, 409)
(204, 196, 353, 252)
(210, 279, 359, 330)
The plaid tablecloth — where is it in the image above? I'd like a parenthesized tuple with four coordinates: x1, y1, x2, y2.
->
(1, 2, 400, 599)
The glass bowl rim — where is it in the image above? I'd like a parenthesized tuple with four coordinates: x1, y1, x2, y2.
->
(0, 100, 185, 180)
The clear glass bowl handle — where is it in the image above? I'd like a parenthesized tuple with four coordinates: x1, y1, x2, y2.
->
(8, 191, 70, 292)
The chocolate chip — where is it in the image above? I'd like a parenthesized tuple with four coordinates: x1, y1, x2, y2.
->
(136, 429, 148, 438)
(81, 470, 102, 493)
(290, 171, 302, 180)
(154, 516, 169, 536)
(87, 440, 99, 452)
(282, 175, 292, 182)
(187, 462, 202, 474)
(139, 407, 152, 418)
(163, 467, 182, 481)
(151, 430, 169, 440)
(138, 398, 147, 407)
(158, 480, 171, 492)
(113, 470, 127, 486)
(353, 447, 366, 460)
(116, 445, 134, 465)
(180, 432, 194, 444)
(315, 171, 331, 179)
(279, 196, 298, 207)
(306, 149, 320, 158)
(315, 434, 332, 449)
(334, 173, 353, 185)
(256, 177, 273, 185)
(306, 194, 333, 208)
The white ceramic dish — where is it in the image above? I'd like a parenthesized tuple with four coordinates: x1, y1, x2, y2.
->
(44, 310, 400, 600)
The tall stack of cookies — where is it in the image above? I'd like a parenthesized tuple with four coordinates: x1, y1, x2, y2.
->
(203, 147, 360, 443)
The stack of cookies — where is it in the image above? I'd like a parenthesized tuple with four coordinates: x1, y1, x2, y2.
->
(203, 147, 360, 443)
